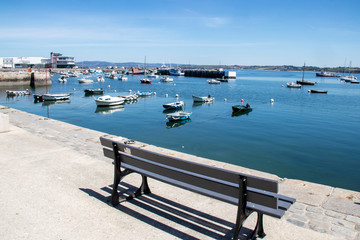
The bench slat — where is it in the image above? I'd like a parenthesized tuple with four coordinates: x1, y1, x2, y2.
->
(103, 148, 278, 209)
(100, 137, 278, 193)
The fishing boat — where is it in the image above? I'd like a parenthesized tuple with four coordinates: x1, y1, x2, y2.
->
(232, 103, 252, 113)
(207, 79, 221, 84)
(95, 95, 125, 107)
(308, 90, 328, 94)
(316, 71, 340, 77)
(140, 78, 152, 84)
(163, 101, 184, 110)
(192, 95, 215, 102)
(160, 76, 173, 82)
(340, 75, 358, 82)
(84, 88, 104, 95)
(78, 78, 94, 84)
(6, 89, 31, 96)
(147, 72, 159, 78)
(286, 82, 301, 88)
(297, 63, 315, 85)
(169, 68, 185, 76)
(42, 93, 71, 101)
(166, 111, 192, 121)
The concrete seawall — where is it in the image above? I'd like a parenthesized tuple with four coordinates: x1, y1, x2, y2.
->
(0, 72, 52, 87)
(0, 105, 359, 239)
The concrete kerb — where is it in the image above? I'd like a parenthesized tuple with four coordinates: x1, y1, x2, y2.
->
(0, 105, 359, 239)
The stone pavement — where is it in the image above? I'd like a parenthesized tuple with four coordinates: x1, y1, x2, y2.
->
(0, 105, 359, 239)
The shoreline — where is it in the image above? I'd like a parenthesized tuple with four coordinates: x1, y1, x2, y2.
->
(1, 105, 359, 239)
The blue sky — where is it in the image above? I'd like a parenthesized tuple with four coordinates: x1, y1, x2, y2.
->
(1, 0, 359, 67)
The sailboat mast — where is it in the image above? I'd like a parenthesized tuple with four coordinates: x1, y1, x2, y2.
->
(302, 63, 305, 81)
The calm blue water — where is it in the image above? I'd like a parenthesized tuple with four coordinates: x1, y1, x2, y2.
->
(1, 70, 360, 191)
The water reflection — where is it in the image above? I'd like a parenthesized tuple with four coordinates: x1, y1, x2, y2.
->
(192, 102, 213, 107)
(231, 109, 252, 117)
(42, 99, 71, 106)
(166, 119, 191, 129)
(95, 105, 125, 114)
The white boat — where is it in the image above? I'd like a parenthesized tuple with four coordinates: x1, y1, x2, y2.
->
(163, 101, 184, 110)
(166, 111, 192, 121)
(136, 91, 152, 97)
(160, 76, 173, 82)
(192, 95, 215, 102)
(169, 69, 184, 76)
(78, 78, 94, 84)
(119, 75, 128, 81)
(340, 75, 357, 82)
(117, 94, 138, 101)
(286, 82, 301, 88)
(6, 89, 31, 96)
(97, 75, 105, 82)
(58, 76, 67, 83)
(95, 95, 125, 106)
(110, 74, 118, 80)
(147, 73, 159, 78)
(42, 93, 71, 101)
(207, 79, 221, 84)
(105, 73, 112, 78)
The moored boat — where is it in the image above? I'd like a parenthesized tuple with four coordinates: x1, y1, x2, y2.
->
(207, 79, 221, 84)
(316, 71, 340, 77)
(308, 90, 328, 94)
(42, 93, 71, 101)
(166, 111, 192, 121)
(163, 101, 184, 110)
(119, 75, 128, 81)
(78, 78, 94, 84)
(136, 91, 152, 97)
(169, 68, 184, 76)
(140, 78, 152, 84)
(97, 75, 105, 82)
(286, 82, 301, 88)
(297, 63, 315, 85)
(6, 89, 31, 96)
(84, 88, 104, 95)
(192, 95, 215, 102)
(232, 103, 252, 113)
(95, 95, 125, 107)
(160, 76, 173, 82)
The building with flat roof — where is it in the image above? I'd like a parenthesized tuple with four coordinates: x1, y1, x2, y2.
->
(50, 52, 76, 68)
(0, 57, 50, 68)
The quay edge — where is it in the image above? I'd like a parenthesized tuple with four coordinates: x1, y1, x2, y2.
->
(0, 72, 51, 87)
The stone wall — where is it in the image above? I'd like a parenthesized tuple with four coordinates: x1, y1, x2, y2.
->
(0, 72, 52, 87)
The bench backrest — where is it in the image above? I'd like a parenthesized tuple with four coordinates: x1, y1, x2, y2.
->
(101, 137, 292, 218)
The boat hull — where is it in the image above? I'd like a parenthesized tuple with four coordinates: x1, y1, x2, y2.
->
(42, 94, 70, 101)
(192, 95, 215, 102)
(166, 111, 192, 121)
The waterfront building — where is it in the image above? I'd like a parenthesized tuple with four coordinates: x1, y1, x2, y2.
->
(50, 52, 76, 68)
(0, 57, 50, 68)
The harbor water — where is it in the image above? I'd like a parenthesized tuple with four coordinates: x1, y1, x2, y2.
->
(1, 70, 359, 191)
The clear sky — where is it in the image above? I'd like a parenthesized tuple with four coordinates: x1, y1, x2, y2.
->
(1, 0, 359, 67)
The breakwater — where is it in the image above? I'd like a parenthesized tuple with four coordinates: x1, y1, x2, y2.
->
(158, 69, 236, 79)
(0, 71, 51, 87)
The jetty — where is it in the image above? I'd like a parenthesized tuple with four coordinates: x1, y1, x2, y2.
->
(158, 69, 236, 79)
(0, 106, 359, 239)
(0, 70, 51, 87)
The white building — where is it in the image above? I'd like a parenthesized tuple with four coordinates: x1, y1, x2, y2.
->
(50, 52, 75, 68)
(0, 57, 50, 68)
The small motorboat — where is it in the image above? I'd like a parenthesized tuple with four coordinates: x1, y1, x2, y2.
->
(166, 111, 192, 121)
(147, 73, 159, 78)
(163, 101, 184, 110)
(95, 95, 125, 107)
(42, 93, 71, 101)
(308, 90, 328, 94)
(33, 94, 43, 102)
(119, 75, 128, 81)
(117, 94, 138, 102)
(84, 88, 104, 95)
(160, 76, 173, 82)
(97, 75, 105, 82)
(286, 82, 301, 88)
(78, 78, 94, 84)
(58, 75, 67, 83)
(136, 91, 152, 97)
(6, 89, 31, 96)
(207, 79, 221, 84)
(232, 103, 252, 113)
(140, 78, 152, 84)
(192, 95, 215, 102)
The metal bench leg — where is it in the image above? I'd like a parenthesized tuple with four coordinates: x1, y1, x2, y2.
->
(250, 212, 266, 239)
(134, 175, 151, 197)
(233, 176, 247, 240)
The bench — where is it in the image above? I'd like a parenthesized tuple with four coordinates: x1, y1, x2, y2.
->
(100, 137, 295, 239)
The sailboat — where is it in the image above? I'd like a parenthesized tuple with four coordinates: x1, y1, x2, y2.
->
(340, 61, 358, 83)
(297, 63, 315, 85)
(140, 56, 152, 84)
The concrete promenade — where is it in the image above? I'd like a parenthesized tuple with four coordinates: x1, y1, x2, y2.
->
(0, 105, 359, 239)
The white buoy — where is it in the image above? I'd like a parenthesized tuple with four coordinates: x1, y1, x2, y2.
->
(153, 92, 156, 95)
(182, 146, 184, 149)
(107, 85, 111, 88)
(270, 99, 274, 103)
(175, 94, 179, 98)
(165, 93, 168, 97)
(129, 89, 132, 92)
(114, 90, 116, 92)
(224, 98, 227, 101)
